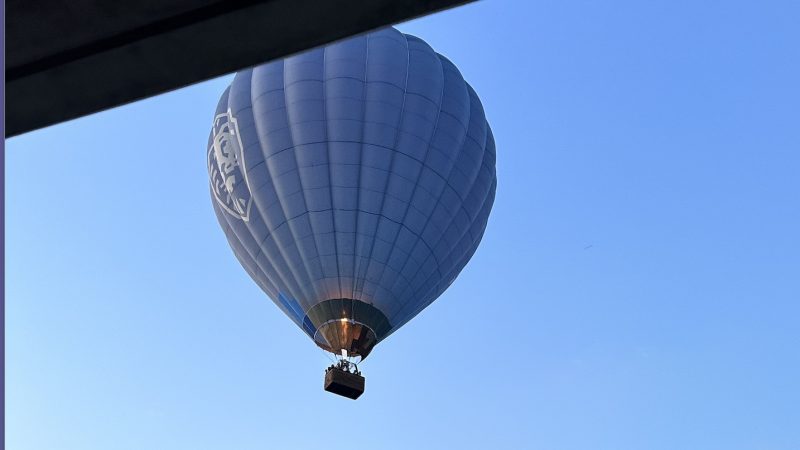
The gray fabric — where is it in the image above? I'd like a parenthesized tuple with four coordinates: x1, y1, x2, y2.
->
(208, 27, 496, 342)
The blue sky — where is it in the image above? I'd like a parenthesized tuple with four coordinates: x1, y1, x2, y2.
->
(6, 1, 800, 449)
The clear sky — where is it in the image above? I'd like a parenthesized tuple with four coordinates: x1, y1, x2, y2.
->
(6, 1, 800, 449)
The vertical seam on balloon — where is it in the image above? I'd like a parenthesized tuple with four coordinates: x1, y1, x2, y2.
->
(279, 56, 330, 308)
(288, 52, 328, 306)
(247, 65, 317, 306)
(409, 89, 490, 300)
(400, 162, 496, 330)
(320, 46, 346, 348)
(361, 30, 412, 313)
(399, 164, 492, 325)
(399, 124, 496, 327)
(215, 71, 308, 323)
(248, 77, 317, 308)
(323, 46, 344, 302)
(449, 86, 488, 206)
(380, 38, 447, 326)
(390, 60, 466, 320)
(389, 59, 474, 326)
(350, 33, 370, 303)
(349, 35, 370, 317)
(385, 173, 496, 338)
(218, 72, 292, 296)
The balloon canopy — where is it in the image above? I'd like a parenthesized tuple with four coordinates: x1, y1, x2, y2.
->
(208, 27, 496, 360)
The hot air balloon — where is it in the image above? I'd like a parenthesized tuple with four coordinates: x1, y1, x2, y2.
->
(207, 27, 496, 399)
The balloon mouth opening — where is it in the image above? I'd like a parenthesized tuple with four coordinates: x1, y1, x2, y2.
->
(303, 298, 392, 360)
(314, 319, 378, 359)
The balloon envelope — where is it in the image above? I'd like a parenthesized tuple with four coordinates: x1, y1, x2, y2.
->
(208, 27, 496, 358)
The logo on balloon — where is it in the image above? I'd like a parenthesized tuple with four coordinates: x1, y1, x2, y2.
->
(208, 110, 252, 221)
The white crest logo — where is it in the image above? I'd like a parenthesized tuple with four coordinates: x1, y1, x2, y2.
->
(208, 110, 252, 221)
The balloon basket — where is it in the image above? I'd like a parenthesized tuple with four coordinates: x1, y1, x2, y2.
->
(324, 360, 365, 400)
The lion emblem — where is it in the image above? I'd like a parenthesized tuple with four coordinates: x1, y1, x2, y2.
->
(208, 110, 252, 221)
